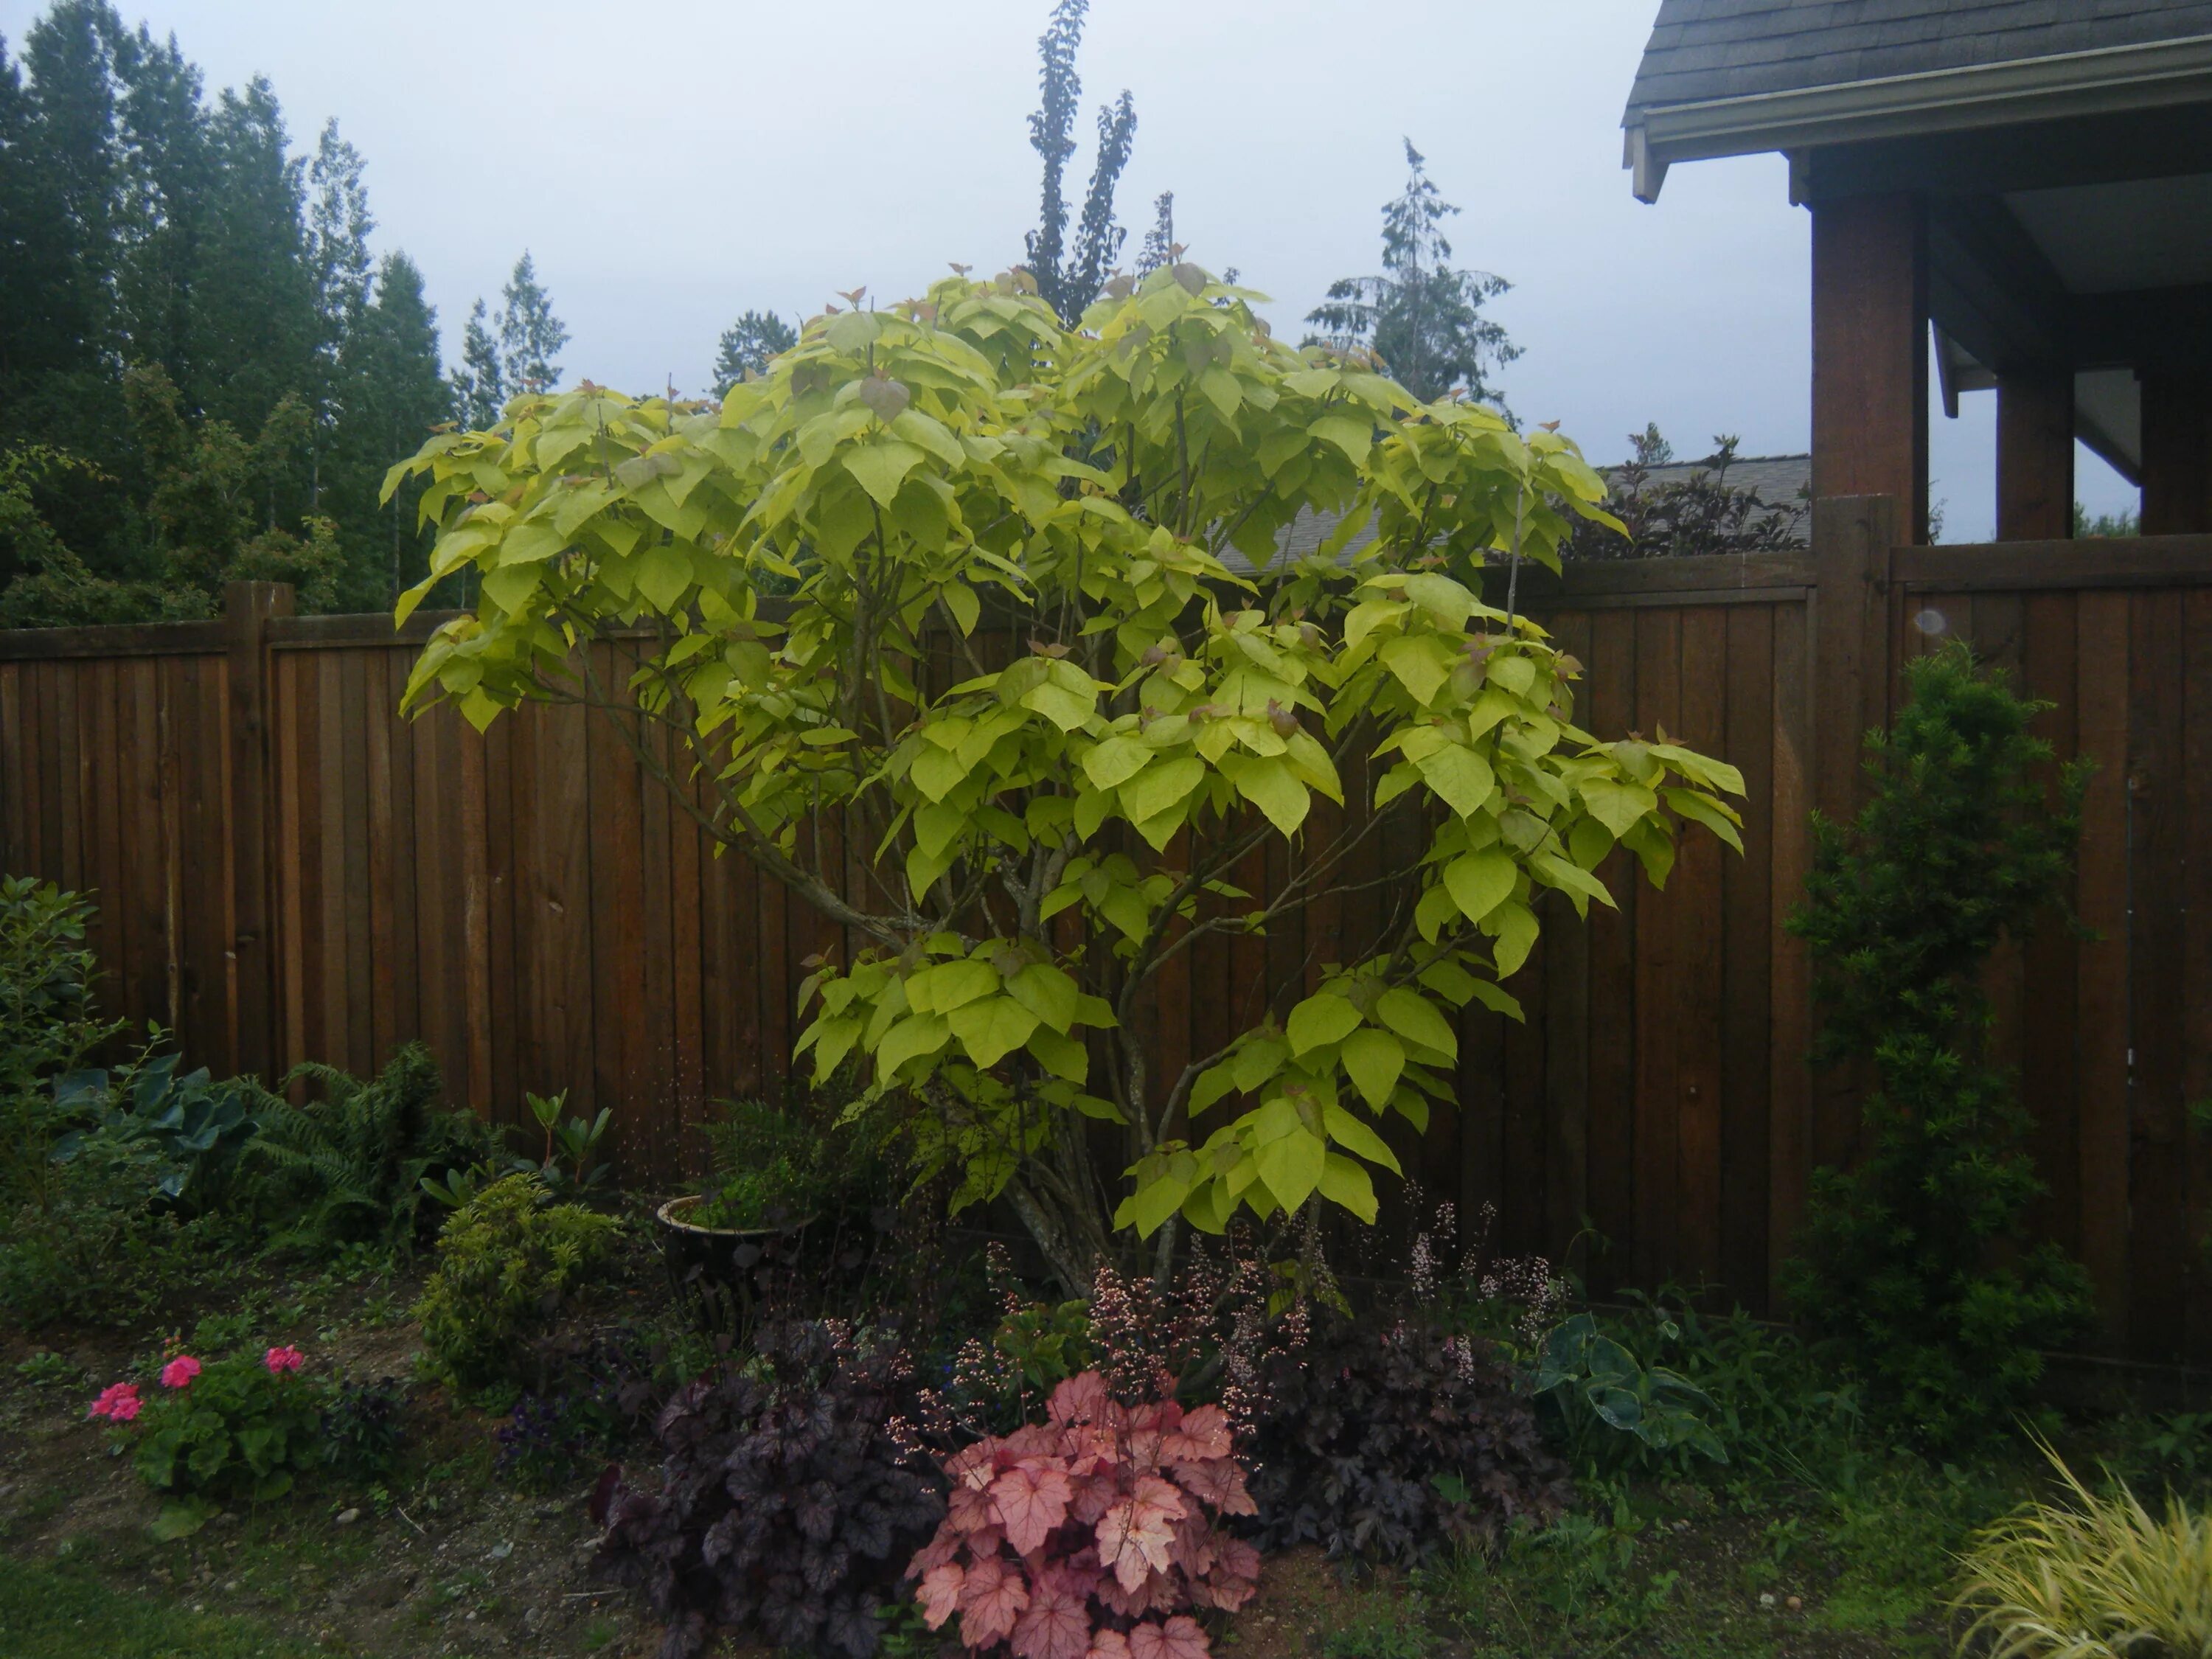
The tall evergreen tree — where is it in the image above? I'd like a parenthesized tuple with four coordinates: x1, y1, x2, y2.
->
(304, 117, 371, 512)
(1305, 139, 1519, 409)
(189, 76, 315, 440)
(1022, 0, 1135, 325)
(448, 296, 503, 430)
(495, 250, 566, 395)
(711, 308, 796, 397)
(108, 21, 207, 395)
(330, 251, 444, 604)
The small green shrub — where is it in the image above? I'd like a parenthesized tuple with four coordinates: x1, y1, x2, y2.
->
(694, 1096, 835, 1228)
(414, 1175, 620, 1391)
(1953, 1449, 2212, 1659)
(0, 1129, 216, 1328)
(1785, 644, 2093, 1446)
(0, 874, 120, 1100)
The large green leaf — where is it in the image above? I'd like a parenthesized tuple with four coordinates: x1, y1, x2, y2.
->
(948, 996, 1040, 1068)
(1444, 847, 1515, 922)
(1286, 992, 1361, 1056)
(1417, 745, 1495, 819)
(1255, 1126, 1326, 1213)
(1338, 1027, 1405, 1110)
(1374, 987, 1458, 1062)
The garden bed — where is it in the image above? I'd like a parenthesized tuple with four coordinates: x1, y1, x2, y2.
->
(4, 1230, 2194, 1659)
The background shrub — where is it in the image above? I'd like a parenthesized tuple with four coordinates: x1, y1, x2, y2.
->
(414, 1174, 620, 1392)
(1784, 644, 2094, 1446)
(243, 1043, 506, 1259)
(593, 1320, 945, 1659)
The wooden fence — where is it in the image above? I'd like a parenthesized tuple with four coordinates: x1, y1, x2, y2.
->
(4, 496, 2210, 1359)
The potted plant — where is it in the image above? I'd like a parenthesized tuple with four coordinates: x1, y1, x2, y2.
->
(655, 1099, 838, 1331)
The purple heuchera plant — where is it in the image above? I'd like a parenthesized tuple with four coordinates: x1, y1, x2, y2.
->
(591, 1321, 945, 1659)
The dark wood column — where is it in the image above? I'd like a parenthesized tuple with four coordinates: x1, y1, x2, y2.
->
(2141, 372, 2211, 533)
(1810, 192, 1929, 543)
(1996, 364, 2075, 540)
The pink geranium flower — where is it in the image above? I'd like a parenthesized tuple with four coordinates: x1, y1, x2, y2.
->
(263, 1346, 304, 1374)
(159, 1355, 202, 1390)
(88, 1382, 142, 1422)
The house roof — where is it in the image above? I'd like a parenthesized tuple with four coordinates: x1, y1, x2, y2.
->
(1619, 1, 2212, 201)
(1224, 452, 1810, 575)
(1624, 1, 2212, 120)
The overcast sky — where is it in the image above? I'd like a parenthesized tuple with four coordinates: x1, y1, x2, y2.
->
(3, 0, 2140, 536)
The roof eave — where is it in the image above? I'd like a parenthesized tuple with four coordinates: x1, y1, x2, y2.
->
(1622, 32, 2212, 202)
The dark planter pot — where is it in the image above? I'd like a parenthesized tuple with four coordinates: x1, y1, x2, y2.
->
(653, 1196, 818, 1337)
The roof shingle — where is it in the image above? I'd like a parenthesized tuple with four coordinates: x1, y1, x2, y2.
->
(1624, 0, 2212, 119)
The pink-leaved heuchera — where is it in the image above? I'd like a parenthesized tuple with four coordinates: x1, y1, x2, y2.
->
(908, 1371, 1259, 1659)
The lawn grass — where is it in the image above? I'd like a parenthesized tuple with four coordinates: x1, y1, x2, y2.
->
(0, 1555, 324, 1659)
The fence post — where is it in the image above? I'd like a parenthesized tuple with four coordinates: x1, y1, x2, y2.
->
(1810, 495, 1896, 829)
(1767, 496, 1896, 1294)
(225, 580, 293, 1082)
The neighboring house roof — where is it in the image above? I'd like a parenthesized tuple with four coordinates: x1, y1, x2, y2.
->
(1618, 1, 2212, 200)
(1223, 452, 1810, 574)
(1624, 1, 2212, 119)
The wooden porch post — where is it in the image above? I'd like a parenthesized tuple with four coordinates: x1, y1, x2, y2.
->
(2140, 372, 2211, 533)
(1997, 364, 2074, 540)
(1810, 194, 1929, 543)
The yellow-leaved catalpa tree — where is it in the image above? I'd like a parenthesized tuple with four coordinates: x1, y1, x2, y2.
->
(388, 265, 1743, 1290)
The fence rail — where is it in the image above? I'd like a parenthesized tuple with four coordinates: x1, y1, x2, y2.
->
(4, 504, 2209, 1358)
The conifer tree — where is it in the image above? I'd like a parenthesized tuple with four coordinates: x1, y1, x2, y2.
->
(448, 297, 503, 431)
(1306, 140, 1519, 410)
(495, 250, 566, 396)
(710, 308, 796, 397)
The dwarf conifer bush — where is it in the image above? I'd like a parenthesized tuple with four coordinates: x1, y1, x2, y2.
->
(414, 1174, 620, 1391)
(1784, 644, 2093, 1444)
